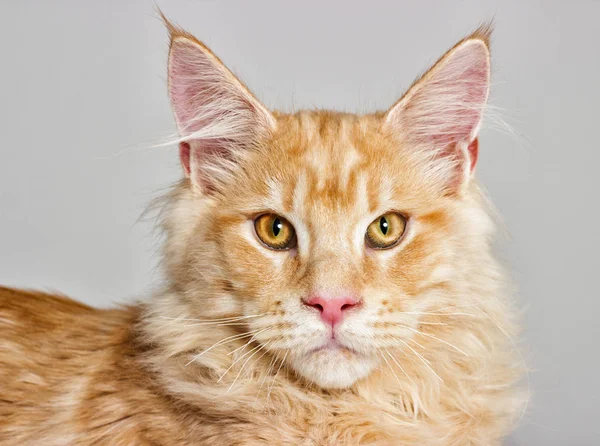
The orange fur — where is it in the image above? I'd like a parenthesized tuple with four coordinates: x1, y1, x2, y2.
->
(0, 24, 525, 445)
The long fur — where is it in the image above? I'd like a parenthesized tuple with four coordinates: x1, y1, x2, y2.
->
(0, 23, 526, 445)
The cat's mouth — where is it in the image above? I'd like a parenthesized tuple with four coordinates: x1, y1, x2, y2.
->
(306, 340, 361, 357)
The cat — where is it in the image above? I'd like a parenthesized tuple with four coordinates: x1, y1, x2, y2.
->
(0, 18, 525, 446)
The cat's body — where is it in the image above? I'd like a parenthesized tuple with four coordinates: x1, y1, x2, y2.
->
(0, 21, 524, 445)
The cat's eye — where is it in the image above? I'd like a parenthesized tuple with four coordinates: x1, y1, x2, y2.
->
(254, 214, 297, 250)
(365, 212, 407, 249)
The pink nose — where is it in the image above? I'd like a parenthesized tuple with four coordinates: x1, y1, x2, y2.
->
(304, 296, 360, 327)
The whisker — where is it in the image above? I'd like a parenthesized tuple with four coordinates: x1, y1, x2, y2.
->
(228, 329, 269, 356)
(384, 348, 416, 387)
(415, 321, 448, 326)
(185, 327, 267, 366)
(406, 337, 426, 350)
(182, 322, 261, 328)
(394, 311, 478, 318)
(266, 351, 288, 408)
(218, 342, 262, 384)
(403, 326, 469, 357)
(379, 349, 403, 387)
(227, 342, 271, 393)
(433, 303, 486, 313)
(383, 321, 447, 329)
(400, 339, 431, 365)
(214, 322, 270, 327)
(399, 339, 443, 383)
(254, 350, 278, 408)
(249, 341, 274, 377)
(162, 313, 274, 325)
(260, 351, 281, 408)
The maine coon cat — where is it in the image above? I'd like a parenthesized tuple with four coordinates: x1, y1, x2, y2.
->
(0, 20, 524, 445)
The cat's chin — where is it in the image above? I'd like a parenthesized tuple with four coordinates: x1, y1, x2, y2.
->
(289, 346, 378, 389)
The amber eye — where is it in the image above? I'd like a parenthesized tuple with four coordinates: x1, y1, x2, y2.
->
(254, 214, 297, 250)
(365, 212, 407, 249)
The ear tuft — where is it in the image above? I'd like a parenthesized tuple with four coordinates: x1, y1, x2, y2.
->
(469, 22, 493, 49)
(158, 9, 197, 47)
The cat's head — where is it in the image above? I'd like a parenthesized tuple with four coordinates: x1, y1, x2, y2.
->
(162, 23, 496, 389)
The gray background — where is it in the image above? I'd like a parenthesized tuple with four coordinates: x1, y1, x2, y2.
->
(0, 1, 598, 444)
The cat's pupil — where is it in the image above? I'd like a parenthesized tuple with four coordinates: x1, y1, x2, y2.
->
(273, 218, 282, 237)
(380, 217, 389, 235)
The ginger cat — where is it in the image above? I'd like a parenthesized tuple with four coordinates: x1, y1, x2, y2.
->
(0, 20, 524, 445)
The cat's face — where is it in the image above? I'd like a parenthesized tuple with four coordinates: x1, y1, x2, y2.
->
(211, 112, 466, 388)
(165, 24, 491, 388)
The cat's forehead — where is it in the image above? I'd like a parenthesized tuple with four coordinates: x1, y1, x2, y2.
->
(265, 112, 368, 213)
(257, 111, 423, 215)
(277, 110, 381, 162)
(231, 110, 437, 219)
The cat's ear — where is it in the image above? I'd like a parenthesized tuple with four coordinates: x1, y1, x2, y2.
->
(384, 26, 491, 194)
(166, 21, 276, 193)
